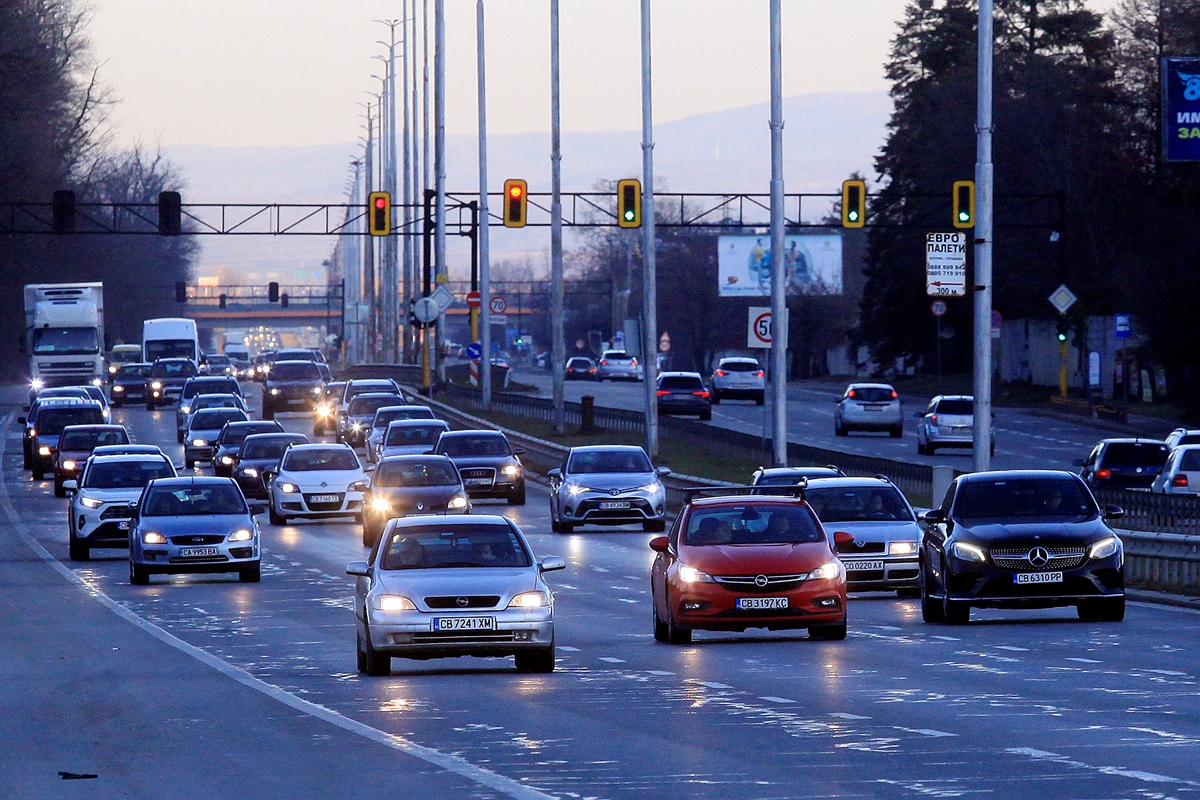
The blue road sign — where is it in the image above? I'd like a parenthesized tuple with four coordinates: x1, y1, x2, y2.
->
(1162, 57, 1200, 162)
(466, 342, 483, 361)
(1115, 314, 1132, 339)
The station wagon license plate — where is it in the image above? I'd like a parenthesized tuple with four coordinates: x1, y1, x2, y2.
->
(432, 616, 495, 631)
(736, 597, 788, 610)
(178, 546, 218, 558)
(599, 501, 630, 510)
(844, 560, 885, 571)
(309, 494, 339, 503)
(1015, 571, 1063, 585)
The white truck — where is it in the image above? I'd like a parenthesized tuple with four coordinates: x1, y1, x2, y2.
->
(24, 283, 105, 393)
(142, 318, 200, 365)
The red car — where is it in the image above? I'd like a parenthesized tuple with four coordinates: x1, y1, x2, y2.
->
(649, 493, 848, 644)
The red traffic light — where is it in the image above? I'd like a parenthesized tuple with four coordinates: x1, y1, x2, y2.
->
(508, 184, 523, 198)
(374, 196, 387, 209)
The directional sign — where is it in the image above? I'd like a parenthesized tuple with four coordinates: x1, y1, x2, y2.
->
(489, 296, 507, 315)
(1048, 284, 1077, 315)
(412, 296, 440, 324)
(465, 291, 482, 309)
(747, 306, 788, 349)
(925, 232, 967, 296)
(930, 300, 947, 317)
(430, 284, 456, 313)
(466, 342, 482, 360)
(1115, 313, 1132, 339)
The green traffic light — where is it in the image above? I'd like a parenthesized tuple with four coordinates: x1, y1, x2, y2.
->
(958, 211, 970, 222)
(848, 210, 859, 222)
(1057, 333, 1067, 342)
(624, 209, 635, 221)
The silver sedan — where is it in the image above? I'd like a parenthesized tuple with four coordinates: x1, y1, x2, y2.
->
(347, 515, 565, 675)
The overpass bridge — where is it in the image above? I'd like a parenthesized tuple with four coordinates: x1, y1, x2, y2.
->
(177, 284, 343, 338)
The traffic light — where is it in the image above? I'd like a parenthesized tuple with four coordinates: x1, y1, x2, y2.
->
(52, 190, 75, 234)
(175, 281, 187, 303)
(503, 179, 527, 228)
(280, 293, 289, 309)
(617, 179, 641, 228)
(368, 191, 391, 236)
(158, 190, 182, 235)
(841, 179, 866, 228)
(952, 180, 975, 228)
(1056, 315, 1069, 342)
(268, 282, 280, 303)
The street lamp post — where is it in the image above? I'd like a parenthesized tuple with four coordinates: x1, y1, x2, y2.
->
(640, 0, 659, 458)
(550, 0, 566, 435)
(768, 0, 788, 466)
(477, 0, 493, 409)
(973, 0, 995, 472)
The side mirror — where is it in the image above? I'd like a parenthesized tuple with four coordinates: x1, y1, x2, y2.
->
(62, 479, 77, 492)
(648, 536, 670, 553)
(547, 468, 561, 480)
(512, 446, 526, 456)
(656, 466, 672, 477)
(539, 556, 567, 572)
(174, 463, 186, 471)
(1072, 458, 1085, 467)
(351, 479, 370, 491)
(1103, 504, 1125, 520)
(346, 560, 370, 577)
(923, 509, 946, 524)
(248, 502, 268, 516)
(364, 463, 377, 473)
(833, 530, 854, 546)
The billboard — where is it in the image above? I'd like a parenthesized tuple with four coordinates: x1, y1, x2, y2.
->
(1162, 57, 1200, 163)
(717, 234, 843, 297)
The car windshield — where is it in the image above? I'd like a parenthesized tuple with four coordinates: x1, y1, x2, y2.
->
(374, 408, 435, 428)
(191, 410, 247, 430)
(220, 423, 279, 445)
(385, 424, 446, 446)
(195, 396, 241, 410)
(32, 327, 99, 355)
(145, 340, 195, 362)
(850, 387, 895, 402)
(375, 460, 459, 487)
(955, 477, 1097, 521)
(349, 395, 402, 416)
(380, 524, 531, 569)
(438, 434, 510, 456)
(184, 380, 236, 398)
(61, 429, 129, 450)
(1103, 442, 1168, 467)
(270, 361, 321, 380)
(117, 364, 150, 378)
(207, 355, 231, 365)
(110, 348, 141, 363)
(346, 383, 396, 401)
(283, 449, 359, 471)
(806, 486, 913, 522)
(142, 484, 246, 516)
(567, 358, 591, 368)
(936, 399, 973, 415)
(660, 376, 703, 390)
(84, 459, 174, 489)
(755, 470, 840, 486)
(275, 350, 316, 362)
(684, 505, 824, 546)
(241, 437, 305, 459)
(151, 360, 197, 378)
(720, 360, 760, 372)
(36, 407, 104, 434)
(603, 353, 632, 362)
(569, 449, 652, 474)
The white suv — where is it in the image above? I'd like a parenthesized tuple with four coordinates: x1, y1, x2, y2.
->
(66, 454, 177, 561)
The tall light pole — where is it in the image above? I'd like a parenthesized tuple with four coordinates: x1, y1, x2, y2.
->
(640, 0, 659, 458)
(768, 0, 788, 466)
(973, 0, 995, 472)
(434, 0, 447, 375)
(363, 100, 377, 361)
(477, 0, 494, 410)
(549, 0, 566, 434)
(400, 2, 414, 363)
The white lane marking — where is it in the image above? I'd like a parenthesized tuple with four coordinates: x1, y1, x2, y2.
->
(646, 670, 675, 676)
(555, 584, 577, 590)
(617, 598, 639, 604)
(591, 566, 610, 573)
(696, 681, 733, 690)
(1006, 747, 1193, 786)
(0, 414, 556, 800)
(995, 645, 1029, 652)
(759, 696, 796, 704)
(623, 576, 641, 582)
(831, 713, 871, 720)
(931, 635, 960, 641)
(895, 727, 958, 738)
(598, 657, 626, 664)
(558, 646, 581, 652)
(1143, 669, 1188, 676)
(1065, 657, 1101, 664)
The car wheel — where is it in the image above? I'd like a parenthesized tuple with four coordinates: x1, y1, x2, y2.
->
(54, 478, 65, 498)
(314, 422, 325, 436)
(176, 429, 185, 444)
(835, 422, 847, 437)
(550, 516, 562, 534)
(362, 522, 377, 548)
(643, 519, 665, 533)
(184, 459, 194, 469)
(263, 406, 274, 420)
(920, 581, 944, 622)
(990, 442, 996, 457)
(559, 520, 574, 533)
(809, 620, 847, 640)
(514, 642, 555, 673)
(239, 563, 261, 583)
(926, 444, 937, 456)
(31, 461, 43, 481)
(146, 402, 155, 411)
(362, 623, 390, 676)
(890, 426, 903, 438)
(653, 603, 669, 642)
(269, 505, 287, 527)
(22, 443, 31, 470)
(68, 534, 89, 562)
(1079, 596, 1125, 622)
(943, 596, 970, 625)
(699, 409, 712, 421)
(129, 561, 150, 586)
(755, 393, 764, 406)
(356, 629, 368, 673)
(508, 484, 526, 505)
(665, 593, 691, 645)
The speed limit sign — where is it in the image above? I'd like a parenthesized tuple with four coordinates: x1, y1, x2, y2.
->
(747, 306, 787, 349)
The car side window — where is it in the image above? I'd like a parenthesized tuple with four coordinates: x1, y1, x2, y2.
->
(940, 481, 957, 515)
(667, 512, 684, 550)
(926, 399, 938, 415)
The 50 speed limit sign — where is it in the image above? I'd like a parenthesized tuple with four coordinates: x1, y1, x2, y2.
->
(747, 306, 788, 349)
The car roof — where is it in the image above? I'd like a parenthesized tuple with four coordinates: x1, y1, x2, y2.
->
(38, 399, 102, 409)
(271, 359, 318, 367)
(147, 476, 237, 487)
(956, 469, 1079, 483)
(847, 382, 895, 390)
(756, 466, 840, 476)
(92, 445, 163, 455)
(602, 350, 630, 356)
(932, 394, 973, 401)
(352, 391, 403, 399)
(194, 393, 241, 401)
(375, 404, 430, 413)
(378, 453, 454, 463)
(386, 418, 447, 427)
(61, 423, 125, 431)
(718, 356, 759, 363)
(387, 513, 515, 530)
(687, 494, 808, 509)
(659, 371, 702, 378)
(569, 444, 646, 454)
(225, 420, 279, 429)
(805, 476, 899, 490)
(349, 379, 397, 387)
(439, 429, 503, 437)
(243, 432, 306, 442)
(90, 452, 170, 463)
(1098, 438, 1167, 445)
(286, 442, 355, 452)
(186, 376, 236, 385)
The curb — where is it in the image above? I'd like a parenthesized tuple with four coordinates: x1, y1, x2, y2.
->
(1127, 588, 1200, 610)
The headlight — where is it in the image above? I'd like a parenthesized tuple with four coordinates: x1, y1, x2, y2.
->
(317, 405, 331, 417)
(27, 429, 36, 437)
(38, 446, 51, 456)
(192, 438, 206, 447)
(180, 405, 191, 414)
(31, 379, 44, 390)
(1089, 537, 1120, 560)
(370, 497, 391, 512)
(951, 541, 986, 562)
(91, 378, 102, 387)
(61, 460, 77, 471)
(678, 565, 714, 584)
(807, 561, 842, 580)
(312, 386, 322, 394)
(220, 456, 234, 465)
(228, 529, 254, 542)
(142, 531, 167, 544)
(502, 464, 520, 476)
(151, 381, 162, 390)
(448, 494, 468, 510)
(639, 481, 662, 494)
(567, 484, 591, 496)
(374, 595, 416, 611)
(889, 541, 918, 556)
(112, 385, 124, 392)
(240, 467, 259, 478)
(279, 482, 298, 494)
(270, 388, 281, 395)
(109, 365, 118, 374)
(508, 591, 548, 609)
(351, 422, 363, 432)
(80, 496, 103, 509)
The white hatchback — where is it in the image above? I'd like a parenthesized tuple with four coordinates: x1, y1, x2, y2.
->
(268, 443, 367, 526)
(1151, 445, 1200, 495)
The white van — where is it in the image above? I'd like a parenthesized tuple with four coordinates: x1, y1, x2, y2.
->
(143, 318, 200, 365)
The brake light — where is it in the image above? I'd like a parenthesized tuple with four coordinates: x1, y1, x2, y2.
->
(1096, 468, 1112, 480)
(891, 390, 899, 399)
(848, 389, 856, 399)
(693, 390, 710, 398)
(588, 368, 596, 373)
(753, 370, 765, 378)
(656, 390, 670, 397)
(715, 370, 727, 377)
(630, 358, 638, 366)
(930, 414, 938, 426)
(1173, 474, 1189, 487)
(600, 360, 608, 366)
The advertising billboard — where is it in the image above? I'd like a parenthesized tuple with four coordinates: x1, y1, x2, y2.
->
(717, 234, 843, 297)
(1162, 57, 1200, 163)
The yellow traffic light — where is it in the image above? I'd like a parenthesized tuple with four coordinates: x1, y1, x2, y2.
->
(952, 180, 975, 229)
(617, 178, 642, 228)
(841, 179, 866, 228)
(368, 191, 391, 236)
(503, 179, 528, 228)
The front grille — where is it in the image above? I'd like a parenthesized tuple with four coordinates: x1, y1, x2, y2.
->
(38, 361, 94, 370)
(714, 573, 807, 593)
(170, 535, 226, 545)
(411, 631, 515, 644)
(303, 493, 345, 512)
(424, 595, 501, 609)
(100, 505, 135, 520)
(990, 546, 1087, 571)
(460, 468, 496, 481)
(836, 540, 886, 555)
(169, 555, 229, 564)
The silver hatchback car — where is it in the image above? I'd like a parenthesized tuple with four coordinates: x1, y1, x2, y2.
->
(347, 515, 565, 675)
(710, 357, 765, 405)
(595, 350, 644, 381)
(834, 383, 903, 437)
(916, 395, 994, 456)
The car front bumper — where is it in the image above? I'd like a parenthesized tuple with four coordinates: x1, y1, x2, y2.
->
(669, 575, 846, 631)
(364, 606, 554, 659)
(276, 490, 364, 518)
(561, 492, 665, 525)
(131, 537, 260, 573)
(937, 553, 1124, 609)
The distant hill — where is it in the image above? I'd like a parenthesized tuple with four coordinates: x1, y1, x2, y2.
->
(166, 90, 891, 281)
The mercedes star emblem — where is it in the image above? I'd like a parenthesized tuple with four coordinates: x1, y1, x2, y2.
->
(754, 574, 769, 587)
(456, 597, 469, 608)
(1027, 546, 1050, 568)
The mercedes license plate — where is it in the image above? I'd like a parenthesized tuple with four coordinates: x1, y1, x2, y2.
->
(178, 546, 218, 558)
(117, 520, 130, 531)
(736, 597, 787, 610)
(310, 494, 339, 504)
(844, 560, 885, 571)
(599, 501, 630, 510)
(432, 616, 495, 631)
(1015, 571, 1063, 585)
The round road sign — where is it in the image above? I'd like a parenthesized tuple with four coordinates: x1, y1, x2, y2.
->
(466, 342, 483, 360)
(752, 311, 773, 345)
(465, 290, 482, 309)
(489, 296, 507, 315)
(413, 296, 440, 324)
(931, 300, 947, 317)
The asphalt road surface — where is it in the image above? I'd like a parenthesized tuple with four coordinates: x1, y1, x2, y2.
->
(3, 385, 1199, 799)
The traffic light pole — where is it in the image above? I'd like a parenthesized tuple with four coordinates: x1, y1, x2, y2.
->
(972, 0, 995, 473)
(768, 0, 788, 468)
(640, 0, 659, 458)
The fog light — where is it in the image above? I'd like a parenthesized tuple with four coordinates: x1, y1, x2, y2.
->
(61, 460, 77, 471)
(514, 630, 534, 641)
(814, 597, 840, 608)
(683, 601, 704, 611)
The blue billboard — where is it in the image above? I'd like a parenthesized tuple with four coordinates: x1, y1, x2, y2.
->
(1162, 57, 1200, 162)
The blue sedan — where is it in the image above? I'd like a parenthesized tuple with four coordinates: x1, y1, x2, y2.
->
(128, 476, 265, 584)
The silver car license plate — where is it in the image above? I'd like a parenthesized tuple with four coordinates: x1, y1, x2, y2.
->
(178, 546, 218, 557)
(310, 494, 339, 503)
(599, 501, 630, 510)
(844, 560, 885, 571)
(736, 597, 787, 610)
(465, 478, 490, 486)
(432, 616, 495, 631)
(1015, 571, 1063, 585)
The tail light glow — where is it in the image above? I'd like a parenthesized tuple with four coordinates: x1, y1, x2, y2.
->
(714, 370, 727, 377)
(1173, 474, 1189, 487)
(1096, 468, 1112, 480)
(656, 390, 670, 397)
(693, 390, 710, 398)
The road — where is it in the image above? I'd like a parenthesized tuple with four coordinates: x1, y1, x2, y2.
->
(511, 370, 1137, 473)
(3, 385, 1199, 799)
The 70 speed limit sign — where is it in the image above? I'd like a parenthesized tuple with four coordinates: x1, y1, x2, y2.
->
(747, 306, 788, 349)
